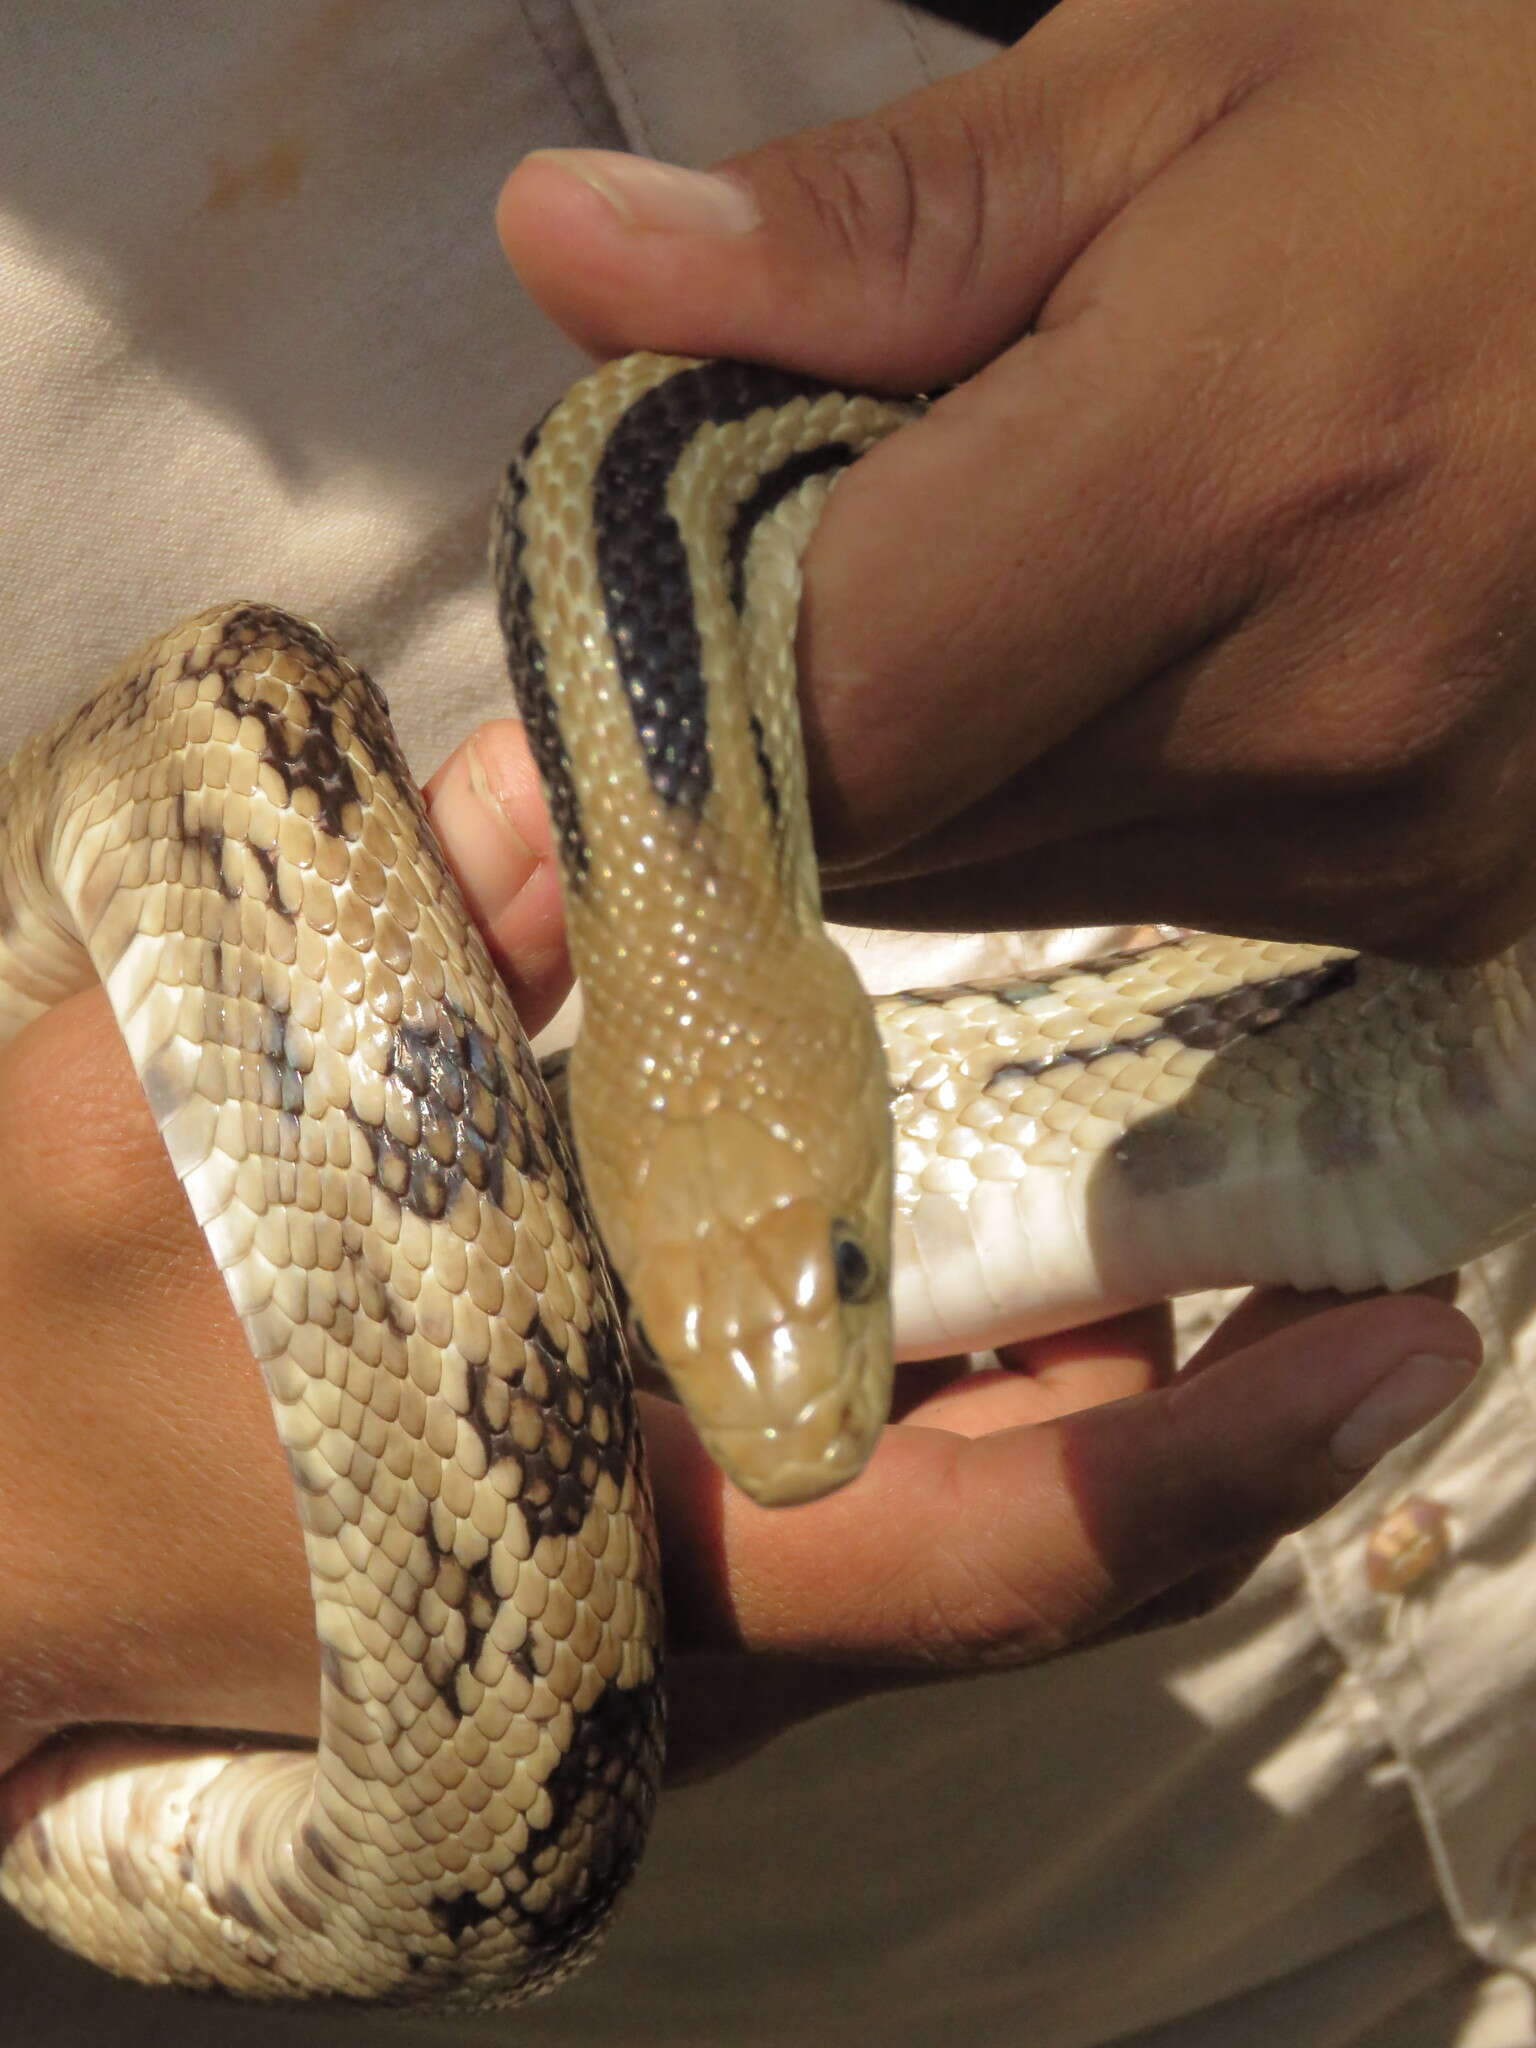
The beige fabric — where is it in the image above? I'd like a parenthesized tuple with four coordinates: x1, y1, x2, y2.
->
(0, 0, 982, 781)
(5, 4, 1536, 2042)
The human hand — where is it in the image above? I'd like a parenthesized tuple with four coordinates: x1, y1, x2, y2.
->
(0, 725, 1480, 1791)
(498, 0, 1536, 962)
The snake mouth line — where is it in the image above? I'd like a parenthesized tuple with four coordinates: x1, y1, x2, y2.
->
(698, 1416, 875, 1507)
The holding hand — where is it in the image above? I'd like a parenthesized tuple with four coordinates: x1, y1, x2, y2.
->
(500, 0, 1536, 960)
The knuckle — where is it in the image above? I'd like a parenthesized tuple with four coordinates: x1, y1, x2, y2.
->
(757, 117, 920, 304)
(1013, 0, 1275, 219)
(1362, 802, 1536, 963)
(1346, 657, 1536, 948)
(1222, 401, 1438, 595)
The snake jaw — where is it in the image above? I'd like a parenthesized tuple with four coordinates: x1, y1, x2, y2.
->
(696, 1379, 890, 1508)
(663, 1314, 895, 1509)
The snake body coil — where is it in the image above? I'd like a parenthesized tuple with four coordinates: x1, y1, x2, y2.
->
(3, 353, 1536, 2003)
(0, 609, 660, 2003)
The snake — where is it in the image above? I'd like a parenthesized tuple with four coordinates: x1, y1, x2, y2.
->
(1, 350, 1535, 2007)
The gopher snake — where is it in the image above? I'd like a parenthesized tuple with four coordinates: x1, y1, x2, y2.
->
(1, 352, 1533, 2004)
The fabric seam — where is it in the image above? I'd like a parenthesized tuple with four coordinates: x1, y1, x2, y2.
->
(569, 0, 660, 158)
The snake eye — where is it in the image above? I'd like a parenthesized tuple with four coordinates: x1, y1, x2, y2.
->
(831, 1227, 875, 1305)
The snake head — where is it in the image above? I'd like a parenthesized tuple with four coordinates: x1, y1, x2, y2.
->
(612, 1105, 894, 1507)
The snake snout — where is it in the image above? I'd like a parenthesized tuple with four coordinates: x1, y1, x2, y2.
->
(620, 1113, 894, 1504)
(698, 1393, 881, 1508)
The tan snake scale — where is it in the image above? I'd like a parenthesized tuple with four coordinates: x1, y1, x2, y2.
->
(1, 352, 1534, 2005)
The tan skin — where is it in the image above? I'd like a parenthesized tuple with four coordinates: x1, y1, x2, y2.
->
(0, 0, 1516, 1791)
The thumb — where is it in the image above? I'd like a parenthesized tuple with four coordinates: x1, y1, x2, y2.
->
(497, 3, 1271, 387)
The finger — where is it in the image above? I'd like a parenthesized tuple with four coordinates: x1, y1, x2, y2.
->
(1180, 1276, 1462, 1376)
(902, 1283, 1460, 1443)
(506, 13, 1530, 939)
(999, 1302, 1177, 1406)
(894, 1304, 1176, 1438)
(797, 102, 1449, 871)
(423, 720, 573, 1034)
(1110, 1286, 1469, 1642)
(495, 6, 1272, 384)
(822, 655, 1536, 962)
(803, 12, 1536, 890)
(526, 126, 1341, 876)
(820, 802, 1516, 965)
(648, 1290, 1480, 1663)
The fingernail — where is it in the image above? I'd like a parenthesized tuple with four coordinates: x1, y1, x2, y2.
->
(430, 734, 537, 924)
(1330, 1353, 1479, 1473)
(530, 148, 760, 235)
